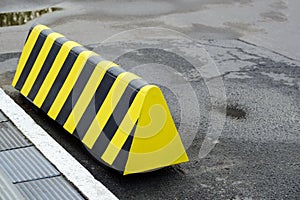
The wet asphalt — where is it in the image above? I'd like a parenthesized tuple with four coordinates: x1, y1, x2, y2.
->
(1, 38, 299, 199)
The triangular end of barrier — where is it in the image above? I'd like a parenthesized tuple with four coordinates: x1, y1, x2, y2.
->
(124, 86, 189, 175)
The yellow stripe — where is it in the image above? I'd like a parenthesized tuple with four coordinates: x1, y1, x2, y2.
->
(101, 85, 151, 165)
(82, 72, 141, 149)
(12, 25, 49, 87)
(47, 51, 98, 119)
(20, 33, 64, 96)
(63, 60, 118, 134)
(33, 41, 81, 108)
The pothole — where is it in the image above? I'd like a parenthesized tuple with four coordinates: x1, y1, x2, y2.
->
(226, 104, 247, 119)
(0, 7, 62, 27)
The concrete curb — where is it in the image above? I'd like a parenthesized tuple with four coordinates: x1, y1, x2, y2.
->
(0, 88, 118, 200)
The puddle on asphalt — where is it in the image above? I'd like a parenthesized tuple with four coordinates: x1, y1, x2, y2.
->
(0, 7, 62, 27)
(226, 104, 247, 119)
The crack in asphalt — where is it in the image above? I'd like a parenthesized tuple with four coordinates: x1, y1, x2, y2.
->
(0, 52, 21, 63)
(196, 40, 299, 88)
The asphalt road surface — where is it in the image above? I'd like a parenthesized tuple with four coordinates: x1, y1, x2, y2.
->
(0, 0, 299, 199)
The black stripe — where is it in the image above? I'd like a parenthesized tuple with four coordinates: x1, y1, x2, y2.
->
(55, 56, 103, 125)
(28, 37, 68, 101)
(73, 67, 124, 139)
(122, 135, 134, 151)
(101, 80, 143, 141)
(89, 79, 147, 160)
(15, 29, 53, 90)
(122, 128, 136, 151)
(56, 93, 72, 125)
(111, 124, 136, 172)
(72, 96, 96, 139)
(40, 46, 86, 113)
(95, 67, 125, 112)
(90, 132, 111, 161)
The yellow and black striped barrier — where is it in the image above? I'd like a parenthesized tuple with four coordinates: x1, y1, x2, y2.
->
(12, 24, 189, 175)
